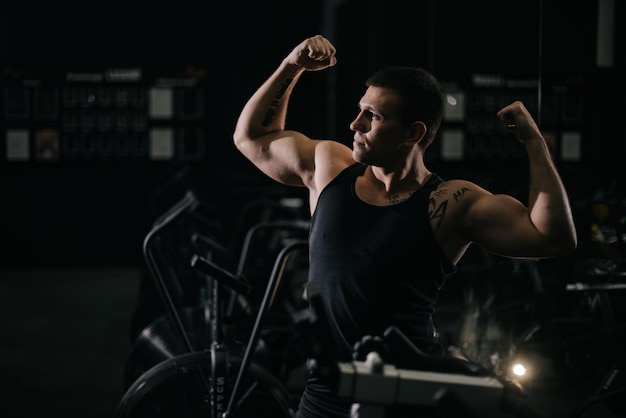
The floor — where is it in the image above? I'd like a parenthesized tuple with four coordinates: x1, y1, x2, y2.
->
(0, 268, 141, 418)
(0, 266, 623, 418)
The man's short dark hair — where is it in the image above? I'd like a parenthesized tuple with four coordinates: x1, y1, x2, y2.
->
(366, 66, 444, 149)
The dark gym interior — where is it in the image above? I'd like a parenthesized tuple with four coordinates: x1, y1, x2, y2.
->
(1, 0, 625, 417)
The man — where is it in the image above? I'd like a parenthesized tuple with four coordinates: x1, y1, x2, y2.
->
(233, 34, 577, 418)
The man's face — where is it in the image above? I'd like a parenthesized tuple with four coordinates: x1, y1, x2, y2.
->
(349, 86, 411, 166)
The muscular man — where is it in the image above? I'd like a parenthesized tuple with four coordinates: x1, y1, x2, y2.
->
(233, 34, 577, 418)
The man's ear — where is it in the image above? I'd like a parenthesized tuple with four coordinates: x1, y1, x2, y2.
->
(406, 121, 427, 145)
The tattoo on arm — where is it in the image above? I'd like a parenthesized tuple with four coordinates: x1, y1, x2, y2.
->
(429, 186, 472, 231)
(453, 187, 471, 202)
(262, 77, 294, 127)
(429, 197, 447, 232)
(262, 108, 276, 127)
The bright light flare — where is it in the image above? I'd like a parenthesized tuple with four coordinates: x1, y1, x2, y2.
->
(512, 363, 527, 377)
(446, 94, 457, 106)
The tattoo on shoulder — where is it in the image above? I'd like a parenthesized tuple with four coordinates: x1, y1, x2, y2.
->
(428, 197, 447, 232)
(428, 185, 472, 231)
(452, 187, 471, 202)
(262, 77, 294, 127)
(432, 188, 448, 197)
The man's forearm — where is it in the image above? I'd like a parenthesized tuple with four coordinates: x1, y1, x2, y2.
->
(525, 138, 577, 249)
(235, 61, 304, 142)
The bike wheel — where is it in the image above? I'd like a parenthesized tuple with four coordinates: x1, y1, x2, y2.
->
(124, 306, 212, 389)
(115, 351, 296, 418)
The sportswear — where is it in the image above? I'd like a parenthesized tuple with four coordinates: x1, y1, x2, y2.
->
(296, 163, 457, 418)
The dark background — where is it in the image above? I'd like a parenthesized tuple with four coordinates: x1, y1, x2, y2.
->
(1, 0, 623, 268)
(0, 1, 625, 417)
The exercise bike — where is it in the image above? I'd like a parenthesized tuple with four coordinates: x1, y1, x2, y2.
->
(295, 285, 552, 418)
(115, 195, 309, 417)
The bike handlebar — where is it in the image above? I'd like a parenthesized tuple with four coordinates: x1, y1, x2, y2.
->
(190, 254, 252, 295)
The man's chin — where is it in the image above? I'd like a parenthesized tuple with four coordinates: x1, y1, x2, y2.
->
(352, 149, 365, 163)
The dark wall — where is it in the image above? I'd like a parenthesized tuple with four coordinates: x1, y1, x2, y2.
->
(330, 0, 623, 199)
(330, 0, 606, 136)
(1, 0, 622, 268)
(0, 1, 323, 267)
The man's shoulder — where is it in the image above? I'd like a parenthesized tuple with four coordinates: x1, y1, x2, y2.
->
(430, 178, 479, 197)
(429, 178, 488, 214)
(312, 140, 354, 181)
(308, 140, 355, 204)
(427, 178, 489, 244)
(314, 139, 352, 158)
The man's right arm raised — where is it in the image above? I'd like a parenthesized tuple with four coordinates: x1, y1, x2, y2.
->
(233, 35, 337, 187)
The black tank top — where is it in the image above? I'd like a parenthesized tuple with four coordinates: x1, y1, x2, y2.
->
(308, 163, 457, 361)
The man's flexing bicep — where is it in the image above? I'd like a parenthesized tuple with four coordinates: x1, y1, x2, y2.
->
(465, 191, 560, 258)
(236, 130, 319, 187)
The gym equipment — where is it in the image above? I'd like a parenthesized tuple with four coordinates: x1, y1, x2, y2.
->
(299, 288, 545, 418)
(116, 191, 310, 417)
(123, 214, 310, 390)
